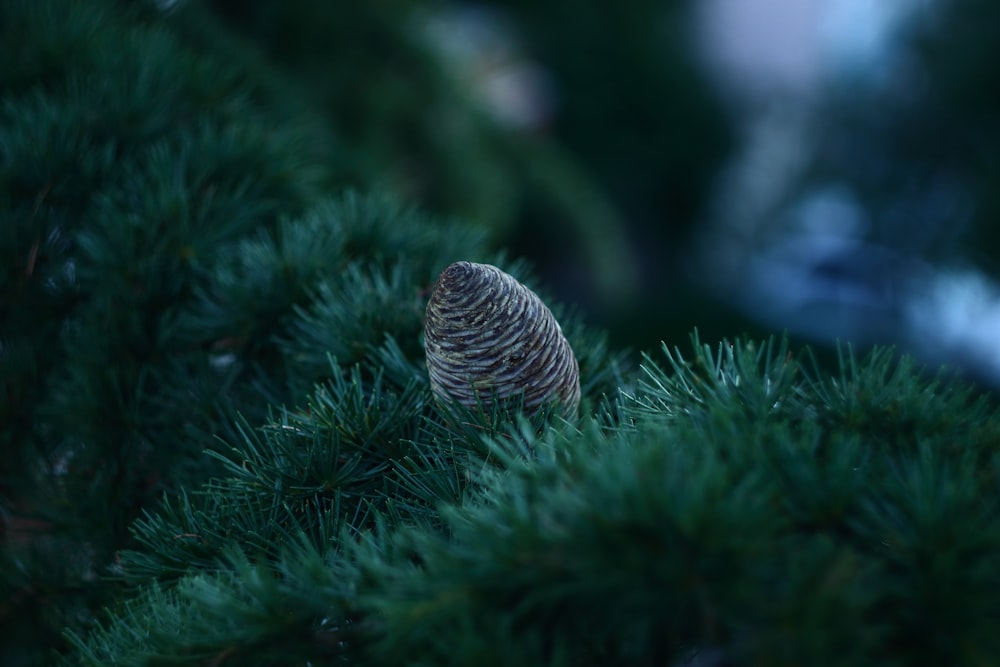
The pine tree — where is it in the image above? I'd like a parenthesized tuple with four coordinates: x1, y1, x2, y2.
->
(4, 1, 1000, 666)
(0, 0, 626, 662)
(1, 1, 332, 660)
(66, 337, 1000, 666)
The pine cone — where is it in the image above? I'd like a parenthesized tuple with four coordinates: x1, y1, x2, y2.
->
(424, 261, 581, 417)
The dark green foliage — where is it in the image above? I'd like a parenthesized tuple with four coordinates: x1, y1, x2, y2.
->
(0, 3, 630, 658)
(3, 0, 614, 658)
(4, 1, 999, 666)
(0, 0, 332, 656)
(64, 337, 1000, 666)
(0, 0, 479, 657)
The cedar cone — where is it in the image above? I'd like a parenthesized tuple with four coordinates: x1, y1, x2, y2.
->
(424, 261, 581, 417)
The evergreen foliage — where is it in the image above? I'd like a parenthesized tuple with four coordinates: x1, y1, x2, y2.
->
(3, 1, 999, 666)
(66, 337, 1000, 666)
(1, 0, 507, 659)
(0, 0, 330, 658)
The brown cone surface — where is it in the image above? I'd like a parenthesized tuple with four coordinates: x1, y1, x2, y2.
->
(424, 261, 581, 416)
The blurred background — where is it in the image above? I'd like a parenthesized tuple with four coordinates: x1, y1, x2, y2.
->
(194, 0, 1000, 385)
(690, 0, 1000, 386)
